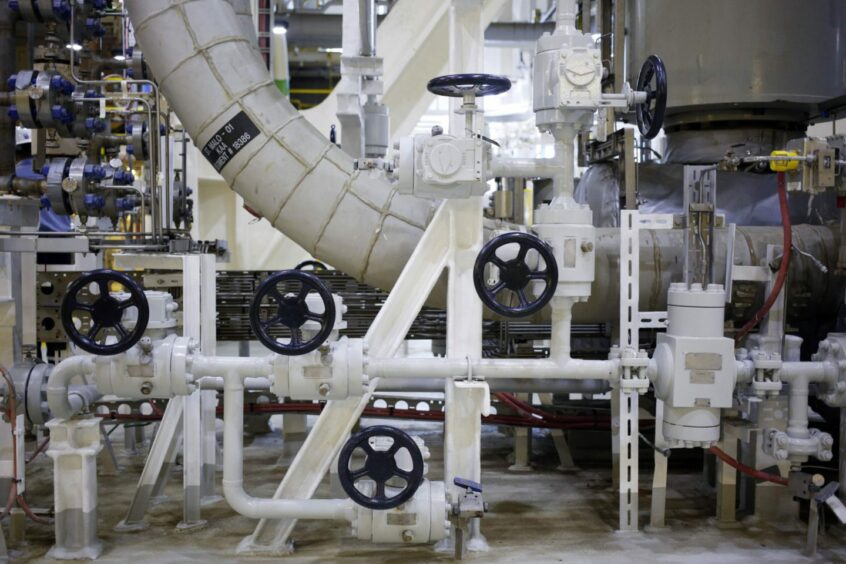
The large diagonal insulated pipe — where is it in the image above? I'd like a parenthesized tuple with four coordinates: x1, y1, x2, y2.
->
(126, 1, 841, 324)
(126, 0, 437, 294)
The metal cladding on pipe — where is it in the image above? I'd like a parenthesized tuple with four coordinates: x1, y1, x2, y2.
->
(126, 0, 437, 293)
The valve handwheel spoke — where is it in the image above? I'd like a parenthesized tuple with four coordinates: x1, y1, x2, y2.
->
(249, 269, 336, 356)
(60, 269, 149, 356)
(338, 425, 425, 510)
(635, 54, 668, 140)
(473, 232, 559, 318)
(427, 73, 512, 98)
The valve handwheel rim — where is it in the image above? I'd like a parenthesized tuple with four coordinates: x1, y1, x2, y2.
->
(60, 269, 149, 356)
(249, 269, 335, 356)
(338, 425, 425, 510)
(427, 73, 512, 98)
(473, 232, 559, 318)
(636, 54, 668, 140)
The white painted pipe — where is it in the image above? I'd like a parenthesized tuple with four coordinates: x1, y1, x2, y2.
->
(197, 376, 272, 391)
(489, 157, 561, 179)
(368, 357, 618, 381)
(549, 297, 574, 361)
(47, 355, 96, 420)
(779, 361, 838, 440)
(377, 376, 610, 394)
(125, 0, 437, 293)
(189, 354, 274, 379)
(556, 0, 578, 33)
(222, 373, 355, 520)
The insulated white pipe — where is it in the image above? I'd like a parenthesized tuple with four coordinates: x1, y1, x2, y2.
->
(126, 1, 437, 293)
(224, 0, 259, 51)
(47, 355, 96, 420)
(222, 373, 355, 521)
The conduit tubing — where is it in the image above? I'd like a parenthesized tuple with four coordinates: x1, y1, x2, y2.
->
(221, 373, 355, 521)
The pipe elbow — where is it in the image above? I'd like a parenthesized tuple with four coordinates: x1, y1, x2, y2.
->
(47, 355, 96, 419)
(222, 479, 258, 519)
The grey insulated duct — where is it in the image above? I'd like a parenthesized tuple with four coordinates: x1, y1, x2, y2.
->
(126, 0, 437, 293)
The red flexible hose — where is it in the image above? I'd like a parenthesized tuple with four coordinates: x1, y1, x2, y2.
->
(735, 171, 792, 343)
(709, 445, 788, 486)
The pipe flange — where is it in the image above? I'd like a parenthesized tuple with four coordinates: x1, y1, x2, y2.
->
(811, 333, 846, 407)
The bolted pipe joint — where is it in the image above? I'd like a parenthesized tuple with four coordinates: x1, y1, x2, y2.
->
(763, 428, 834, 464)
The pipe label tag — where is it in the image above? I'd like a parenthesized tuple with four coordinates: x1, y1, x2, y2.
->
(202, 111, 260, 173)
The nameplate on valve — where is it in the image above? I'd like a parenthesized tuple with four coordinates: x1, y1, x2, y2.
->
(201, 111, 260, 173)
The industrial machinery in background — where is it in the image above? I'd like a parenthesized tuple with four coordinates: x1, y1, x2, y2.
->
(1, 0, 846, 562)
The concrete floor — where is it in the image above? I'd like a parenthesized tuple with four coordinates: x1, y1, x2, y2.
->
(10, 417, 846, 563)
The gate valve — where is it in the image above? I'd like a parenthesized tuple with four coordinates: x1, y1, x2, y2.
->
(473, 231, 558, 318)
(634, 55, 668, 139)
(249, 270, 336, 356)
(338, 425, 425, 510)
(60, 269, 150, 355)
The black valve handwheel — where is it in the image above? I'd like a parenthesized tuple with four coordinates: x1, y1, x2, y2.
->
(473, 232, 559, 318)
(427, 73, 512, 98)
(635, 55, 668, 140)
(60, 269, 149, 356)
(338, 425, 425, 510)
(249, 270, 335, 356)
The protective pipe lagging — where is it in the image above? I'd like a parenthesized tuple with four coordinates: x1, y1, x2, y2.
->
(224, 0, 258, 50)
(125, 1, 437, 294)
(368, 357, 619, 381)
(222, 373, 356, 521)
(47, 355, 96, 420)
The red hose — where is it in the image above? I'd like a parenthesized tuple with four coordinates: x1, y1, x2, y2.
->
(709, 445, 788, 486)
(735, 171, 792, 343)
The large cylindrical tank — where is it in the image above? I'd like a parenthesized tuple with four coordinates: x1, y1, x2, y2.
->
(627, 0, 846, 130)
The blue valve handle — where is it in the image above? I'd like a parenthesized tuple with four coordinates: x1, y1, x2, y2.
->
(454, 477, 483, 492)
